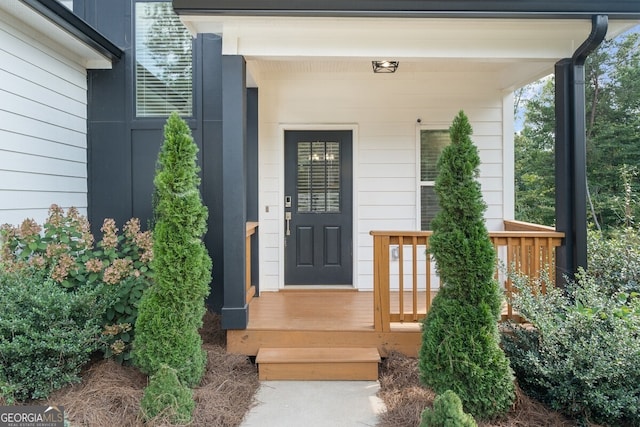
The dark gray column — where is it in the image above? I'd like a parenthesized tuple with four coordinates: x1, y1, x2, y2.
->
(570, 61, 589, 279)
(554, 59, 574, 286)
(201, 34, 224, 313)
(554, 15, 607, 286)
(221, 55, 249, 329)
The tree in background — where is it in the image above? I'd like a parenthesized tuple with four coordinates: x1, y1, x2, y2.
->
(514, 79, 556, 226)
(133, 112, 212, 422)
(515, 31, 640, 229)
(419, 111, 515, 420)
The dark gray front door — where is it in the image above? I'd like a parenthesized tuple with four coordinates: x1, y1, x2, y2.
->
(284, 130, 353, 285)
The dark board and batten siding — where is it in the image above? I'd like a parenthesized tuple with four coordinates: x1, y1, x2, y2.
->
(78, 0, 258, 316)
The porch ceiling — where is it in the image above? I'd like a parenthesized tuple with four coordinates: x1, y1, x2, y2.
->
(180, 16, 637, 89)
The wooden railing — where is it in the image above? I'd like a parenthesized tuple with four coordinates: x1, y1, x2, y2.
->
(246, 222, 258, 304)
(370, 222, 563, 332)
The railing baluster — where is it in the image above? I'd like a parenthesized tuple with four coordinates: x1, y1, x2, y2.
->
(412, 236, 418, 321)
(373, 235, 383, 332)
(533, 237, 542, 282)
(398, 236, 404, 322)
(426, 235, 431, 314)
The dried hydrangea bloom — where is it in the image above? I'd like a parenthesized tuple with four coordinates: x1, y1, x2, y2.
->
(51, 253, 76, 282)
(45, 243, 70, 259)
(102, 324, 120, 336)
(110, 339, 126, 355)
(85, 258, 103, 273)
(47, 204, 65, 228)
(29, 254, 46, 269)
(0, 224, 18, 260)
(103, 258, 133, 284)
(136, 230, 154, 263)
(75, 214, 94, 250)
(103, 323, 133, 336)
(123, 218, 141, 241)
(19, 218, 42, 241)
(100, 218, 119, 250)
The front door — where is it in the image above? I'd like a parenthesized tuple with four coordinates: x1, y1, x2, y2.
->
(284, 130, 353, 285)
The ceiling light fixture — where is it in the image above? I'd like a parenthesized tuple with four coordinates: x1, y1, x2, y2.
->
(372, 60, 399, 73)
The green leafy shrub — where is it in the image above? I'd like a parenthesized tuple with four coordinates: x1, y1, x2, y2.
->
(0, 269, 105, 401)
(133, 112, 212, 392)
(0, 206, 153, 364)
(502, 270, 640, 426)
(140, 364, 194, 425)
(419, 111, 515, 420)
(588, 227, 640, 294)
(420, 390, 477, 427)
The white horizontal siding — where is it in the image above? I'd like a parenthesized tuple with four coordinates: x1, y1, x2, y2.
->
(0, 130, 85, 162)
(0, 13, 88, 226)
(258, 67, 511, 290)
(0, 171, 86, 192)
(0, 190, 86, 210)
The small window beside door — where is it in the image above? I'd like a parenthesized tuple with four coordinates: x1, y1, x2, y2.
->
(419, 129, 450, 230)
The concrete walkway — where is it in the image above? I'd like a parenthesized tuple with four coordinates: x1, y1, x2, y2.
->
(240, 381, 386, 427)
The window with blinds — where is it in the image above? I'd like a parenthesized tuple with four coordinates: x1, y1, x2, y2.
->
(420, 129, 450, 230)
(135, 2, 193, 117)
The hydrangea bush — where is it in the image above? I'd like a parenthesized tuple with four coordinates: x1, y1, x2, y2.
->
(0, 205, 153, 364)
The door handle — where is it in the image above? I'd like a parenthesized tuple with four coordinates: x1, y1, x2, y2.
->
(285, 211, 292, 236)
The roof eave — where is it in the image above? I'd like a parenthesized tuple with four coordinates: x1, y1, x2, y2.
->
(20, 0, 123, 63)
(172, 0, 640, 20)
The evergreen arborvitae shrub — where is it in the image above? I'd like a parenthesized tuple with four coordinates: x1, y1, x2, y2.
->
(420, 390, 477, 427)
(418, 111, 515, 420)
(140, 364, 195, 425)
(133, 112, 212, 394)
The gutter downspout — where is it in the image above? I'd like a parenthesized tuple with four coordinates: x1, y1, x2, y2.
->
(555, 15, 608, 285)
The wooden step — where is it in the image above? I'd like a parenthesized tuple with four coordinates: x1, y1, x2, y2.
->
(256, 347, 381, 381)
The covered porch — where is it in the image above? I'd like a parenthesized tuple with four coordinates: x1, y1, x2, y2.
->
(173, 2, 638, 335)
(174, 0, 638, 380)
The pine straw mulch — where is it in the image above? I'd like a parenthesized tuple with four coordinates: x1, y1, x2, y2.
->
(376, 351, 579, 427)
(43, 311, 260, 427)
(26, 315, 584, 427)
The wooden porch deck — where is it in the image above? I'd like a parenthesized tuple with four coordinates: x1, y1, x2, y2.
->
(227, 290, 428, 357)
(231, 220, 563, 379)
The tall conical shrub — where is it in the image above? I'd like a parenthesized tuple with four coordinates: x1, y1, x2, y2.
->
(418, 111, 515, 419)
(133, 113, 212, 416)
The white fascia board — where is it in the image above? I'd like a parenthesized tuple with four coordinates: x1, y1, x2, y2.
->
(184, 16, 594, 59)
(0, 1, 113, 69)
(186, 16, 638, 60)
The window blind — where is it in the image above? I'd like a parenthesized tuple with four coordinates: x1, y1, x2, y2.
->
(135, 2, 193, 117)
(420, 129, 450, 230)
